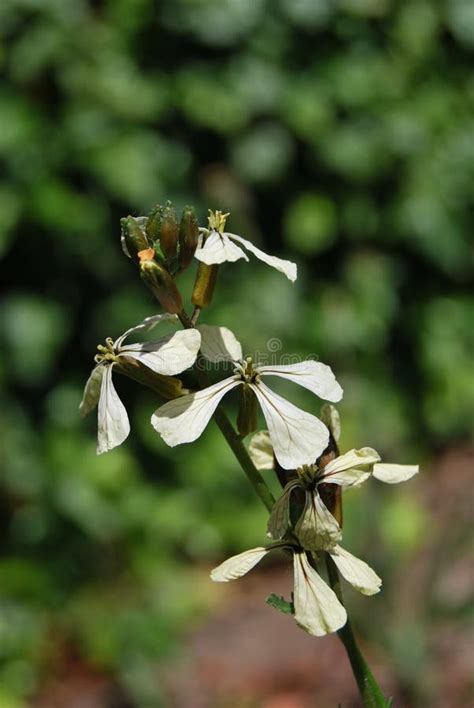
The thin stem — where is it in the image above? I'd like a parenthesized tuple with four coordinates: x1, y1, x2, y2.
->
(326, 555, 390, 708)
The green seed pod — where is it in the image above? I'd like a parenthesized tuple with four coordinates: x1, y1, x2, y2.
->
(178, 205, 199, 270)
(121, 216, 151, 262)
(140, 257, 183, 314)
(191, 263, 219, 308)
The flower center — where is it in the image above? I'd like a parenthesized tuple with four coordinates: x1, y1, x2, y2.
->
(207, 209, 230, 233)
(94, 337, 119, 364)
(297, 464, 319, 489)
(233, 356, 260, 384)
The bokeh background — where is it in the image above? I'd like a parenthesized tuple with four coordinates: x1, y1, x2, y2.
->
(1, 1, 473, 706)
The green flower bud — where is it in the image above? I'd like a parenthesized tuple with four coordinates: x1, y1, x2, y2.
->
(191, 263, 219, 309)
(147, 201, 179, 262)
(140, 256, 183, 314)
(178, 205, 199, 270)
(121, 216, 151, 262)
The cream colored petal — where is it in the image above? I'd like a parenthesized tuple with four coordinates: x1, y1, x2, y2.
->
(79, 364, 105, 417)
(121, 329, 201, 375)
(97, 365, 130, 454)
(227, 232, 297, 282)
(320, 447, 381, 487)
(248, 430, 274, 470)
(114, 313, 178, 349)
(295, 491, 342, 551)
(267, 481, 300, 540)
(293, 553, 347, 636)
(320, 404, 341, 443)
(197, 324, 243, 363)
(151, 377, 241, 446)
(194, 230, 248, 265)
(329, 545, 382, 596)
(210, 546, 271, 582)
(250, 382, 329, 470)
(373, 463, 419, 484)
(257, 360, 343, 403)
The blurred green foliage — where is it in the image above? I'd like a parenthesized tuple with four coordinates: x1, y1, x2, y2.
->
(0, 0, 473, 705)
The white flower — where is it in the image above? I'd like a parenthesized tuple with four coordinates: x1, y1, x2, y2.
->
(211, 543, 347, 637)
(80, 314, 201, 454)
(195, 210, 297, 282)
(151, 325, 343, 469)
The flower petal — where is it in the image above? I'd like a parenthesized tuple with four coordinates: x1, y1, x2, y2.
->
(373, 463, 419, 484)
(121, 329, 201, 375)
(97, 365, 130, 454)
(293, 553, 347, 636)
(79, 364, 105, 417)
(197, 324, 243, 363)
(210, 546, 271, 582)
(151, 377, 241, 446)
(227, 232, 297, 282)
(248, 430, 274, 470)
(320, 447, 381, 487)
(257, 361, 343, 403)
(114, 313, 178, 349)
(329, 545, 382, 596)
(195, 231, 248, 265)
(250, 382, 329, 469)
(267, 481, 300, 540)
(295, 491, 342, 550)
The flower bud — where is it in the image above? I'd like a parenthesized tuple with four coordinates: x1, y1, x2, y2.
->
(178, 206, 199, 270)
(191, 263, 219, 309)
(121, 216, 151, 262)
(139, 255, 183, 314)
(147, 202, 179, 263)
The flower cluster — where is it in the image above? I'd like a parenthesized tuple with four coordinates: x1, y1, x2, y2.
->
(81, 204, 419, 639)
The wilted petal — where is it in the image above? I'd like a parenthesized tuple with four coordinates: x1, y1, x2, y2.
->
(329, 545, 382, 596)
(80, 364, 105, 417)
(211, 546, 271, 582)
(268, 481, 300, 540)
(249, 430, 274, 470)
(121, 329, 201, 375)
(195, 231, 247, 265)
(373, 463, 419, 484)
(114, 313, 178, 349)
(250, 382, 329, 469)
(228, 232, 297, 282)
(97, 365, 130, 454)
(151, 377, 240, 446)
(293, 553, 347, 636)
(321, 447, 381, 487)
(295, 491, 342, 550)
(320, 404, 341, 443)
(258, 361, 343, 403)
(198, 324, 243, 363)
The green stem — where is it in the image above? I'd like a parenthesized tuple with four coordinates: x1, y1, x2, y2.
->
(326, 555, 391, 707)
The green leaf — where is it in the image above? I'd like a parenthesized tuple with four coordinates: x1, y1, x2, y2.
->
(266, 593, 294, 616)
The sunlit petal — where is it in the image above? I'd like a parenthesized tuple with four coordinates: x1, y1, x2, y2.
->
(248, 430, 274, 470)
(295, 491, 342, 550)
(195, 231, 247, 265)
(211, 546, 271, 582)
(373, 463, 419, 484)
(151, 377, 241, 446)
(121, 329, 201, 375)
(293, 553, 347, 636)
(114, 313, 178, 349)
(227, 232, 297, 282)
(250, 382, 329, 469)
(198, 324, 243, 362)
(257, 360, 343, 402)
(329, 545, 382, 596)
(320, 447, 381, 487)
(97, 365, 130, 454)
